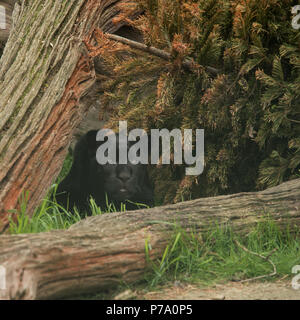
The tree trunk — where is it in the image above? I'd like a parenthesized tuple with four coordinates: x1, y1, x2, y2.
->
(0, 178, 299, 299)
(0, 0, 130, 232)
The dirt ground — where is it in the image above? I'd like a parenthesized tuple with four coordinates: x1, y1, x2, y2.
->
(113, 279, 300, 300)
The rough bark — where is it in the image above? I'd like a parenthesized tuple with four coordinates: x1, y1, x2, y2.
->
(0, 0, 132, 232)
(0, 178, 299, 300)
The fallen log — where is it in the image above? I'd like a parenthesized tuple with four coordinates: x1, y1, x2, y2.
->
(0, 178, 300, 300)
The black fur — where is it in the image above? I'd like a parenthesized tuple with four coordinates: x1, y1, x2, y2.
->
(55, 130, 154, 215)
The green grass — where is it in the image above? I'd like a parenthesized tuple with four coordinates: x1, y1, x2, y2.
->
(144, 219, 300, 288)
(8, 189, 89, 234)
(8, 188, 140, 234)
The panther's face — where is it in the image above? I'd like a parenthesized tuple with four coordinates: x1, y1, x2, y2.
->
(98, 162, 148, 201)
(86, 131, 153, 206)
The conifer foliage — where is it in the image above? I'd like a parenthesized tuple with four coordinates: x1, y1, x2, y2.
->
(97, 0, 300, 204)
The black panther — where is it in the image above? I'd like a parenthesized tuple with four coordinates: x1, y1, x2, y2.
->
(55, 130, 154, 215)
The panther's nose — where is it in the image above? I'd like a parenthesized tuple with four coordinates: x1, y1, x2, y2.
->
(117, 166, 132, 183)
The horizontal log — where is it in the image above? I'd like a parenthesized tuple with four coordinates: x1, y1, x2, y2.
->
(0, 178, 299, 299)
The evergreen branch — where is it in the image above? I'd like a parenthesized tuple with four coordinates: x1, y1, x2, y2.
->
(106, 33, 219, 76)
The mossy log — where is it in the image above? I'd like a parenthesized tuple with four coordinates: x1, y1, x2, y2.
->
(0, 178, 299, 299)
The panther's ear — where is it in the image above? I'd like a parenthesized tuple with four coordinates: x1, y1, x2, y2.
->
(86, 130, 98, 154)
